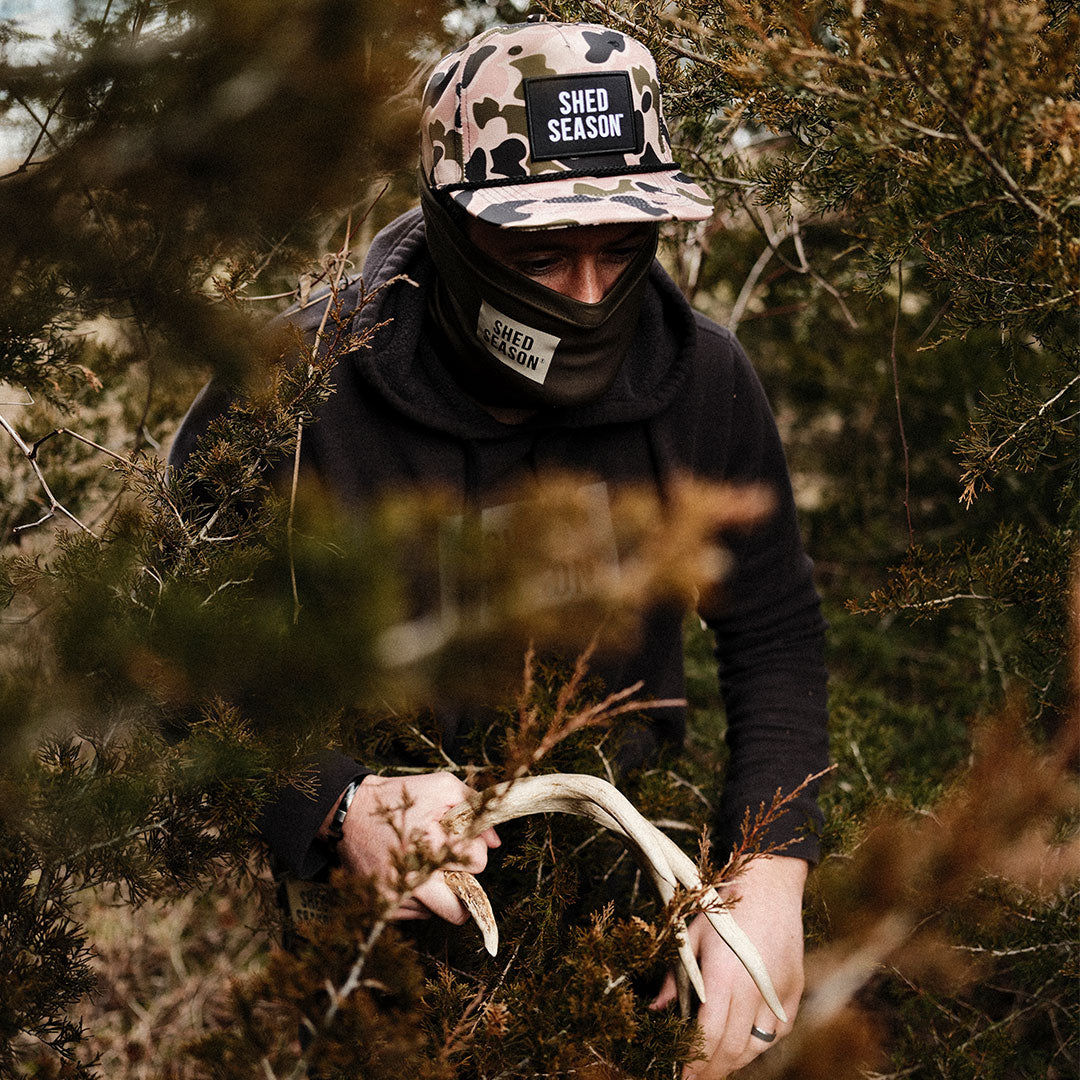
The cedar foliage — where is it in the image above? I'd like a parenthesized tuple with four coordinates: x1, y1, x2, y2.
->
(550, 0, 1078, 707)
(1, 1, 1078, 1078)
(541, 0, 1079, 1075)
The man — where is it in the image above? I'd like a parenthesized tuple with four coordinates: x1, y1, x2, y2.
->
(171, 17, 829, 1077)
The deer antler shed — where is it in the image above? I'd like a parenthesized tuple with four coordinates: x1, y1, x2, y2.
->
(441, 773, 787, 1023)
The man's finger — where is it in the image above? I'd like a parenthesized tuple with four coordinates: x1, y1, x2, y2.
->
(746, 1011, 781, 1050)
(698, 996, 781, 1078)
(446, 833, 497, 875)
(696, 997, 730, 1059)
(391, 896, 433, 920)
(411, 874, 471, 925)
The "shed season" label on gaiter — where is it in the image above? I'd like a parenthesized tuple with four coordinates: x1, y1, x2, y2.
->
(476, 300, 561, 385)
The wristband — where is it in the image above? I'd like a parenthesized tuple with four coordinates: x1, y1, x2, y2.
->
(326, 779, 361, 844)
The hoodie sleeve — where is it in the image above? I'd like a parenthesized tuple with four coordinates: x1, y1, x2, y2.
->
(168, 374, 370, 881)
(695, 322, 829, 866)
(259, 755, 372, 880)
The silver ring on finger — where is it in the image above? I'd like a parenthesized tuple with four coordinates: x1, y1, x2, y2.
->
(749, 1024, 777, 1043)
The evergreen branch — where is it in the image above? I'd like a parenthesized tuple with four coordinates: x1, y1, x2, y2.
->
(960, 373, 1080, 506)
(287, 213, 357, 624)
(997, 290, 1080, 316)
(509, 646, 685, 775)
(649, 6, 1064, 233)
(65, 816, 172, 861)
(10, 88, 160, 455)
(722, 766, 836, 880)
(913, 83, 1057, 227)
(983, 374, 1080, 467)
(919, 593, 995, 607)
(283, 914, 392, 1080)
(571, 0, 718, 67)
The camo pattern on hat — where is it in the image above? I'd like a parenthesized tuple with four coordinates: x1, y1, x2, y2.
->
(420, 20, 713, 229)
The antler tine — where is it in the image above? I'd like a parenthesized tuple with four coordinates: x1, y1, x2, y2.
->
(442, 773, 786, 1023)
(444, 869, 500, 956)
(648, 828, 789, 1023)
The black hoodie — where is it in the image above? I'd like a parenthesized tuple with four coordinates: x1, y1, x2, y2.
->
(170, 208, 829, 878)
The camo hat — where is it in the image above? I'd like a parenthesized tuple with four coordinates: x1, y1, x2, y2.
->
(420, 19, 714, 229)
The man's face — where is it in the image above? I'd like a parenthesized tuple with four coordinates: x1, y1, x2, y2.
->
(466, 219, 655, 305)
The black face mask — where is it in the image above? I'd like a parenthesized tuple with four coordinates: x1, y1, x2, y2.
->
(421, 179, 658, 409)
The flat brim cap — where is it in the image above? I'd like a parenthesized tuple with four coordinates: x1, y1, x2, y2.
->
(421, 21, 714, 229)
(451, 169, 714, 229)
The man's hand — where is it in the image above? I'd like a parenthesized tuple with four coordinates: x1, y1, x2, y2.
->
(321, 772, 500, 924)
(651, 855, 808, 1078)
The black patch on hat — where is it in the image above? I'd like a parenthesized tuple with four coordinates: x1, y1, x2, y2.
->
(423, 62, 459, 111)
(461, 44, 497, 89)
(581, 30, 625, 64)
(553, 151, 632, 171)
(524, 72, 639, 161)
(638, 142, 665, 168)
(490, 138, 528, 178)
(465, 147, 489, 183)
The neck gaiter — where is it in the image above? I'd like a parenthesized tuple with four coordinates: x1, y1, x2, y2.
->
(420, 179, 657, 409)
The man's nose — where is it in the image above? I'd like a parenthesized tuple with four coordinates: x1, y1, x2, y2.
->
(565, 256, 606, 304)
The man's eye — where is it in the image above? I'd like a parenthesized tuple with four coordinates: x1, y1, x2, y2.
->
(605, 245, 643, 264)
(515, 255, 561, 276)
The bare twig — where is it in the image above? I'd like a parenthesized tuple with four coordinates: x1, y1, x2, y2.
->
(29, 427, 129, 465)
(287, 418, 304, 625)
(889, 263, 914, 547)
(734, 192, 860, 329)
(286, 211, 361, 622)
(284, 915, 391, 1080)
(727, 241, 779, 333)
(895, 592, 995, 610)
(1, 413, 97, 536)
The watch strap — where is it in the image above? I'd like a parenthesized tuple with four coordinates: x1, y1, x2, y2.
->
(326, 779, 361, 844)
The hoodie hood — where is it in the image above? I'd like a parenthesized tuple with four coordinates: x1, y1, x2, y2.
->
(299, 207, 699, 441)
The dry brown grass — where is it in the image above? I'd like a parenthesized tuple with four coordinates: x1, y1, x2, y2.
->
(73, 872, 279, 1079)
